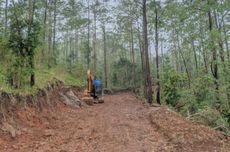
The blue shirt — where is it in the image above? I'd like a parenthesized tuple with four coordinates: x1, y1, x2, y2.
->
(93, 80, 102, 87)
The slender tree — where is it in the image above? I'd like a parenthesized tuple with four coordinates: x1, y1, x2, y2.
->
(154, 1, 160, 104)
(4, 0, 8, 35)
(142, 0, 152, 104)
(52, 0, 57, 65)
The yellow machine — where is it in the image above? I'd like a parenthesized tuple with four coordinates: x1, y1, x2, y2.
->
(82, 70, 104, 105)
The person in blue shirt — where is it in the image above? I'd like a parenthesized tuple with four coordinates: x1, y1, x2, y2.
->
(92, 76, 103, 98)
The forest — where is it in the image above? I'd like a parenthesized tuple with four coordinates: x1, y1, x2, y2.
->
(0, 0, 230, 136)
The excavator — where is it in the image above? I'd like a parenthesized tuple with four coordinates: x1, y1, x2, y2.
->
(82, 70, 104, 105)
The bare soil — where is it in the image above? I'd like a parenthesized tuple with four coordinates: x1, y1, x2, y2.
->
(0, 93, 229, 152)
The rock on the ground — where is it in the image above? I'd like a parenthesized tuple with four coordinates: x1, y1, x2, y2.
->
(98, 98, 104, 103)
(59, 90, 82, 108)
(82, 97, 94, 106)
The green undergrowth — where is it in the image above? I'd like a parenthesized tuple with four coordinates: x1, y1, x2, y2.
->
(110, 86, 132, 93)
(0, 65, 86, 95)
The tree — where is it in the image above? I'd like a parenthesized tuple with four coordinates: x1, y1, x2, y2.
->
(142, 0, 153, 104)
(5, 0, 8, 35)
(8, 0, 40, 87)
(152, 0, 161, 104)
(52, 0, 57, 65)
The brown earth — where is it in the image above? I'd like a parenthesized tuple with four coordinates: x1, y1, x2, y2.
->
(0, 93, 230, 152)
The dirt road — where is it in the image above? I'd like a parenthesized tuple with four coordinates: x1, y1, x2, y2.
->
(0, 93, 229, 152)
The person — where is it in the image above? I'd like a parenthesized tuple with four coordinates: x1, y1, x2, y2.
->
(93, 77, 102, 99)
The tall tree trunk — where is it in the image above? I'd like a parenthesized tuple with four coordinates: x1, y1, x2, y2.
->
(4, 0, 8, 35)
(93, 2, 97, 74)
(69, 36, 73, 73)
(223, 20, 229, 61)
(214, 11, 225, 63)
(65, 32, 68, 63)
(192, 40, 198, 74)
(130, 23, 135, 92)
(42, 0, 48, 64)
(28, 0, 36, 86)
(48, 0, 52, 69)
(172, 33, 180, 73)
(87, 0, 90, 69)
(200, 27, 208, 73)
(154, 3, 160, 104)
(142, 0, 153, 104)
(74, 29, 79, 63)
(52, 0, 57, 65)
(160, 34, 164, 68)
(138, 26, 147, 97)
(199, 10, 208, 73)
(208, 8, 220, 107)
(102, 25, 108, 88)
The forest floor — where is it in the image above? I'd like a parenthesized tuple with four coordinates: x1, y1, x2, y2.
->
(0, 93, 230, 152)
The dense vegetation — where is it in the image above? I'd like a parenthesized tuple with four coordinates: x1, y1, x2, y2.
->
(0, 0, 229, 133)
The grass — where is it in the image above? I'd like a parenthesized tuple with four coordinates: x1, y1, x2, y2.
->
(0, 64, 86, 95)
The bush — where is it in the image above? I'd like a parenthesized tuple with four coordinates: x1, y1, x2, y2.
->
(162, 67, 181, 107)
